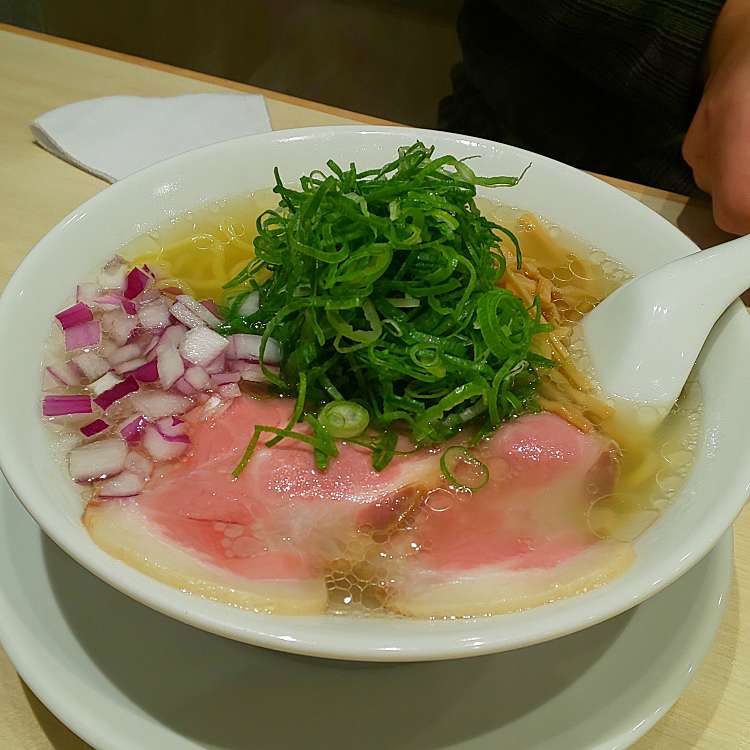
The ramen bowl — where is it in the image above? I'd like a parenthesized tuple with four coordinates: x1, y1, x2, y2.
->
(0, 126, 748, 661)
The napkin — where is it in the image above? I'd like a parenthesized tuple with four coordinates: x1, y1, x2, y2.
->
(30, 93, 272, 182)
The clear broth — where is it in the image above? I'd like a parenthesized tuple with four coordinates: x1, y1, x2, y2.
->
(44, 193, 702, 617)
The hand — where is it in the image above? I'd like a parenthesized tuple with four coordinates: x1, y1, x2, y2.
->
(683, 0, 750, 235)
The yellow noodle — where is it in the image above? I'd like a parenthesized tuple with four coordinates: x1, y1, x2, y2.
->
(546, 370, 614, 419)
(537, 396, 594, 432)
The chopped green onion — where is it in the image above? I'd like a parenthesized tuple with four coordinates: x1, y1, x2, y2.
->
(319, 400, 370, 439)
(222, 141, 547, 474)
(439, 446, 489, 490)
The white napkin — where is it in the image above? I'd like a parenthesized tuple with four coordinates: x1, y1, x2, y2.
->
(30, 94, 272, 182)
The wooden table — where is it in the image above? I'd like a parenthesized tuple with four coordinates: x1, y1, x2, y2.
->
(1, 23, 748, 750)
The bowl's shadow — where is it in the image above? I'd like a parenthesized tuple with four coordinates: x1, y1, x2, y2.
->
(22, 680, 94, 750)
(41, 533, 632, 750)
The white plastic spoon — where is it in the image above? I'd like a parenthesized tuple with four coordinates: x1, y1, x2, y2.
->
(581, 234, 749, 428)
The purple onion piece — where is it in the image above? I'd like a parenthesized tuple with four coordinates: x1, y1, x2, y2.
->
(124, 267, 151, 300)
(120, 414, 147, 443)
(80, 418, 109, 437)
(217, 383, 241, 400)
(93, 375, 139, 410)
(55, 302, 93, 330)
(92, 294, 123, 309)
(121, 298, 138, 315)
(42, 395, 93, 417)
(210, 371, 241, 385)
(161, 433, 190, 444)
(64, 320, 101, 352)
(69, 438, 127, 482)
(46, 362, 82, 387)
(174, 377, 197, 395)
(131, 358, 159, 382)
(155, 415, 187, 438)
(200, 299, 223, 319)
(143, 424, 190, 461)
(72, 352, 110, 381)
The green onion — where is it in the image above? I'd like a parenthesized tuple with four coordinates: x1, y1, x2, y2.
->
(439, 446, 489, 490)
(319, 400, 370, 439)
(223, 141, 552, 475)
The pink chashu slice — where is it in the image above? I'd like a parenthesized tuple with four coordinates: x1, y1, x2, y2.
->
(385, 413, 633, 617)
(84, 394, 441, 614)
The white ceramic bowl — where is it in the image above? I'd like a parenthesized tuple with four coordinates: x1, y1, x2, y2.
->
(1, 126, 748, 662)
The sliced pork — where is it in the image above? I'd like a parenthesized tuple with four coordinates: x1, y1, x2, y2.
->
(385, 413, 633, 617)
(85, 395, 441, 614)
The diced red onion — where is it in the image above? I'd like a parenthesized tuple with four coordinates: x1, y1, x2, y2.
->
(55, 302, 93, 330)
(140, 335, 159, 358)
(232, 362, 278, 383)
(169, 301, 205, 329)
(101, 339, 118, 358)
(184, 365, 210, 391)
(69, 438, 127, 481)
(72, 352, 110, 381)
(180, 326, 228, 367)
(115, 357, 147, 375)
(64, 320, 101, 352)
(204, 352, 226, 374)
(174, 377, 197, 395)
(200, 299, 223, 319)
(119, 414, 147, 443)
(94, 375, 139, 410)
(80, 418, 109, 437)
(176, 294, 222, 327)
(131, 391, 192, 418)
(210, 371, 241, 386)
(97, 471, 145, 498)
(89, 372, 122, 397)
(157, 323, 188, 352)
(157, 344, 185, 389)
(201, 394, 225, 417)
(99, 257, 128, 290)
(124, 266, 151, 300)
(76, 282, 100, 303)
(43, 395, 93, 417)
(91, 294, 123, 310)
(136, 288, 162, 305)
(113, 318, 138, 346)
(237, 291, 259, 317)
(103, 310, 138, 346)
(226, 333, 281, 364)
(121, 298, 138, 315)
(143, 425, 189, 461)
(46, 362, 82, 387)
(138, 301, 171, 330)
(125, 450, 153, 479)
(217, 383, 241, 400)
(108, 343, 142, 366)
(130, 358, 159, 383)
(156, 415, 188, 438)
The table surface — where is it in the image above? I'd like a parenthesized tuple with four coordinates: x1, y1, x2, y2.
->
(0, 23, 749, 750)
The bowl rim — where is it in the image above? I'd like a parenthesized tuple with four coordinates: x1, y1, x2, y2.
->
(1, 124, 749, 661)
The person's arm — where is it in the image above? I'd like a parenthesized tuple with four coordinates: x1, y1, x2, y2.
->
(683, 0, 750, 234)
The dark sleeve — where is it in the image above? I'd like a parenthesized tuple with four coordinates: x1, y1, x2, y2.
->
(441, 0, 726, 193)
(498, 0, 725, 126)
